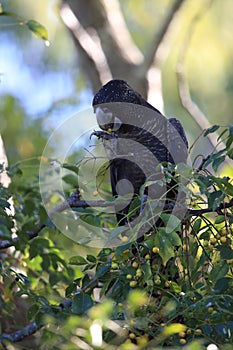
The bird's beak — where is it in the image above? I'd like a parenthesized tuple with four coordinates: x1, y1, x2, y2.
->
(95, 107, 113, 131)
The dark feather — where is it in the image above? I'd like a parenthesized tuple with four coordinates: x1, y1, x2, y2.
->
(92, 79, 188, 225)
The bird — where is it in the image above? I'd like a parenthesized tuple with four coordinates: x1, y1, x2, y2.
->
(92, 79, 188, 231)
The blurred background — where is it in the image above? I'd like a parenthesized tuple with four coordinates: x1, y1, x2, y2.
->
(0, 0, 233, 165)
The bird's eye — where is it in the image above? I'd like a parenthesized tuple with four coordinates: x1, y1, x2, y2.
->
(102, 107, 109, 113)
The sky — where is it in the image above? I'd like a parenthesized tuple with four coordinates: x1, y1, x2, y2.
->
(0, 31, 92, 128)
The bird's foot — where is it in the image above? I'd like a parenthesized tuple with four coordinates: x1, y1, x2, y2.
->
(90, 130, 116, 140)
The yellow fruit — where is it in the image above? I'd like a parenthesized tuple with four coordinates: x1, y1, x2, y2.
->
(220, 230, 227, 236)
(180, 338, 186, 345)
(220, 236, 227, 244)
(92, 190, 98, 196)
(136, 335, 148, 347)
(132, 261, 139, 268)
(210, 237, 217, 245)
(121, 236, 129, 243)
(111, 263, 119, 270)
(126, 274, 132, 280)
(194, 328, 202, 335)
(129, 319, 135, 327)
(129, 332, 136, 339)
(145, 254, 150, 260)
(154, 277, 161, 286)
(179, 331, 186, 338)
(164, 281, 171, 288)
(129, 281, 137, 288)
(152, 247, 160, 254)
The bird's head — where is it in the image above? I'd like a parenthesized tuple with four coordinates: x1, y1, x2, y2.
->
(92, 80, 143, 133)
(92, 79, 162, 133)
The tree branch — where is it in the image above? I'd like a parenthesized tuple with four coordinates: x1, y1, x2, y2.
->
(1, 185, 232, 251)
(60, 2, 112, 88)
(188, 198, 233, 216)
(175, 0, 230, 160)
(0, 321, 41, 345)
(101, 0, 143, 65)
(145, 0, 185, 110)
(144, 0, 185, 71)
(0, 268, 102, 344)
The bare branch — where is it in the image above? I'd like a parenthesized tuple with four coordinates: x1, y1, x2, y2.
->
(101, 0, 143, 65)
(0, 134, 11, 187)
(145, 0, 185, 71)
(0, 321, 41, 344)
(60, 3, 112, 86)
(188, 198, 233, 216)
(146, 0, 185, 109)
(1, 185, 232, 251)
(175, 0, 229, 158)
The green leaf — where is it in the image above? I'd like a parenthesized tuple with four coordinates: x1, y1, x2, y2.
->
(154, 229, 181, 265)
(95, 263, 111, 278)
(219, 246, 233, 260)
(208, 190, 225, 210)
(209, 261, 229, 281)
(0, 198, 11, 209)
(227, 148, 233, 159)
(25, 20, 49, 41)
(86, 254, 96, 263)
(213, 277, 231, 293)
(69, 256, 87, 265)
(193, 218, 202, 232)
(71, 293, 93, 314)
(212, 156, 225, 172)
(62, 174, 79, 187)
(215, 215, 226, 224)
(63, 163, 79, 175)
(170, 281, 182, 293)
(27, 304, 39, 320)
(97, 248, 112, 259)
(204, 125, 219, 136)
(49, 271, 59, 286)
(66, 282, 78, 297)
(161, 214, 181, 233)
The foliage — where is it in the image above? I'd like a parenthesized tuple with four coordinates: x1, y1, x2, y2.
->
(0, 126, 232, 349)
(0, 4, 49, 43)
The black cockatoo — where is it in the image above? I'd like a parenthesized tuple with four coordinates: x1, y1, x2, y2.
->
(92, 79, 188, 229)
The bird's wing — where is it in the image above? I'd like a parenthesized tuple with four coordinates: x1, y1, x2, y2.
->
(167, 118, 188, 164)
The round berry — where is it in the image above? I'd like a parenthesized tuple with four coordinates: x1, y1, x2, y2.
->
(111, 263, 119, 270)
(132, 261, 139, 268)
(152, 246, 160, 254)
(130, 280, 137, 288)
(220, 236, 227, 244)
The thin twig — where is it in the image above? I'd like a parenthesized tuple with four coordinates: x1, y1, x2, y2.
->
(0, 321, 41, 344)
(1, 191, 232, 250)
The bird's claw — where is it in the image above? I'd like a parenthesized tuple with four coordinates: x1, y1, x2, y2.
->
(90, 130, 115, 140)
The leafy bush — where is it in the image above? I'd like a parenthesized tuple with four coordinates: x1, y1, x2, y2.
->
(0, 125, 232, 349)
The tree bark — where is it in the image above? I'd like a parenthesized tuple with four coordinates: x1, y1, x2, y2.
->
(60, 0, 185, 105)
